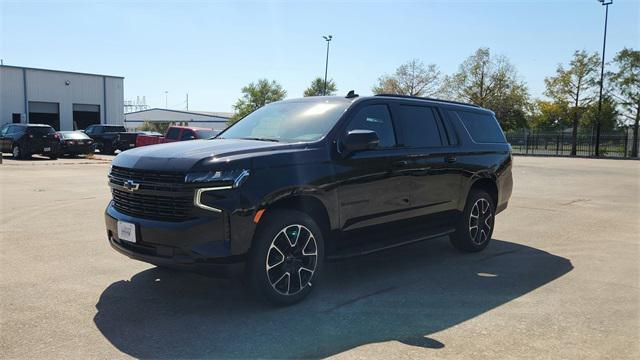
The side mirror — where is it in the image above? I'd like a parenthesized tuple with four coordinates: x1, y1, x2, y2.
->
(341, 129, 379, 156)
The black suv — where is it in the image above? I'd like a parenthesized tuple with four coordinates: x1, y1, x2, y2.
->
(105, 94, 513, 305)
(84, 124, 128, 155)
(0, 123, 60, 159)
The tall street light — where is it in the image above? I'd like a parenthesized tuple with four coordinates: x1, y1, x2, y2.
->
(323, 35, 333, 95)
(595, 0, 613, 157)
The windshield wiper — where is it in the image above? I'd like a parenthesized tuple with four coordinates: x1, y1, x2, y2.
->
(236, 137, 280, 142)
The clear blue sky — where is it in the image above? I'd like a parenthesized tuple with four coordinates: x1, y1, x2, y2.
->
(1, 0, 638, 112)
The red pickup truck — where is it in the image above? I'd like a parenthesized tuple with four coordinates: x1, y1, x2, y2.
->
(135, 126, 219, 147)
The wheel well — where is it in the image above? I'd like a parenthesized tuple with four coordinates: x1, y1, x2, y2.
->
(264, 195, 331, 240)
(470, 178, 498, 206)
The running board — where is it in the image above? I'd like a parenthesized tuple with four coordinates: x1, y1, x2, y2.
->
(326, 228, 455, 261)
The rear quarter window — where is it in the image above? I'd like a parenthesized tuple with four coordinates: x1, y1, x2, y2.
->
(453, 110, 506, 143)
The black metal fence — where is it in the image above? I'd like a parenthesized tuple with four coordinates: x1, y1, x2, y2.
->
(505, 130, 639, 158)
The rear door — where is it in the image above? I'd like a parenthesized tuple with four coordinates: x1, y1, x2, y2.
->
(391, 103, 462, 221)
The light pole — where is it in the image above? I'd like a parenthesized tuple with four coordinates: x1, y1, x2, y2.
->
(595, 0, 612, 157)
(322, 35, 333, 95)
(164, 91, 168, 109)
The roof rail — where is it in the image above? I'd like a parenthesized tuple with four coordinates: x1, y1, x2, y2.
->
(374, 94, 481, 108)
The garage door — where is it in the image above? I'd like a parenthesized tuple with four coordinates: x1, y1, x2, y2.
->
(29, 101, 60, 130)
(73, 104, 100, 130)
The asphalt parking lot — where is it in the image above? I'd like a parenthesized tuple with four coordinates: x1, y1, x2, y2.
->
(0, 154, 638, 359)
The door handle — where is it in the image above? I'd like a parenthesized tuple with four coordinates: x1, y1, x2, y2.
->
(394, 160, 409, 167)
(445, 155, 457, 163)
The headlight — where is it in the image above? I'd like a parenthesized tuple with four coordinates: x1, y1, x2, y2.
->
(185, 169, 250, 187)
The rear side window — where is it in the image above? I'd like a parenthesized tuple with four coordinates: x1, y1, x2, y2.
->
(396, 105, 443, 147)
(165, 128, 181, 140)
(454, 111, 506, 143)
(346, 105, 396, 148)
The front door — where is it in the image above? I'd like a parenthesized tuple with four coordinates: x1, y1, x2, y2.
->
(334, 103, 411, 233)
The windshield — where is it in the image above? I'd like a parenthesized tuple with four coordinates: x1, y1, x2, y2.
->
(196, 129, 217, 139)
(219, 100, 350, 143)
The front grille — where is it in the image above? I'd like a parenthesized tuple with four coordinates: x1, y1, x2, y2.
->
(109, 167, 193, 221)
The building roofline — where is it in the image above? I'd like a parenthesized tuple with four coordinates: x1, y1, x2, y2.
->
(0, 64, 124, 79)
(124, 108, 231, 118)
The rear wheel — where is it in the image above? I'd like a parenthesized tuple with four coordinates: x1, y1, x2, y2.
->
(247, 209, 324, 306)
(450, 189, 495, 252)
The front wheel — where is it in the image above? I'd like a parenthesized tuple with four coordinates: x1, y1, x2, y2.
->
(450, 189, 495, 252)
(247, 209, 324, 306)
(12, 145, 27, 160)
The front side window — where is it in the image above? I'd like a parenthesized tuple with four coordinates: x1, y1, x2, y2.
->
(165, 128, 181, 140)
(181, 130, 196, 140)
(346, 104, 396, 148)
(396, 105, 443, 148)
(220, 100, 350, 143)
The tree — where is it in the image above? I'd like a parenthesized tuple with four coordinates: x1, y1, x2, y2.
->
(372, 59, 441, 97)
(528, 100, 571, 131)
(443, 48, 530, 131)
(544, 50, 600, 155)
(229, 79, 287, 125)
(304, 77, 337, 96)
(609, 48, 640, 157)
(581, 95, 619, 132)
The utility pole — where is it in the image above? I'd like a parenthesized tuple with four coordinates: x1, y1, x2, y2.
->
(164, 91, 168, 109)
(595, 0, 613, 157)
(186, 93, 189, 111)
(322, 35, 333, 95)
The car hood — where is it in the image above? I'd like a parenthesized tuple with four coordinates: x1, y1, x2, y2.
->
(111, 139, 291, 172)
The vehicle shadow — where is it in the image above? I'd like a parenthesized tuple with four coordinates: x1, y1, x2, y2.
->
(94, 238, 572, 359)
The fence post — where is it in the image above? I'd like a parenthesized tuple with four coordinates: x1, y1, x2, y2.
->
(556, 135, 560, 155)
(525, 130, 529, 155)
(624, 131, 629, 158)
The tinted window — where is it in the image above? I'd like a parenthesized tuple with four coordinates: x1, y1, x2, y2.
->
(396, 105, 442, 147)
(196, 129, 216, 139)
(346, 104, 396, 148)
(27, 127, 55, 135)
(166, 127, 181, 140)
(180, 130, 196, 140)
(454, 111, 506, 143)
(105, 126, 126, 133)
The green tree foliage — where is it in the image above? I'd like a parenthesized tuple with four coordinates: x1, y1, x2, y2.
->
(581, 96, 619, 132)
(372, 59, 441, 97)
(528, 100, 571, 131)
(304, 77, 337, 96)
(544, 50, 600, 155)
(139, 121, 171, 134)
(443, 48, 530, 131)
(229, 79, 287, 125)
(609, 48, 640, 157)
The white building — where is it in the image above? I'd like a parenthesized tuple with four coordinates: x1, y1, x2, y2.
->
(0, 65, 124, 131)
(124, 108, 231, 131)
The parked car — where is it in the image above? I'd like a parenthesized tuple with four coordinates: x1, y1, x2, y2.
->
(0, 123, 60, 159)
(135, 126, 218, 147)
(57, 131, 96, 156)
(105, 93, 513, 305)
(115, 131, 162, 152)
(84, 124, 128, 155)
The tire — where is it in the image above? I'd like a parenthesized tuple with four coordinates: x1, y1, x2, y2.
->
(102, 144, 115, 155)
(450, 189, 495, 253)
(12, 145, 25, 160)
(48, 154, 58, 160)
(247, 209, 324, 306)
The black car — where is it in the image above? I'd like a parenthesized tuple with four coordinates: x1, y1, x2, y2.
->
(104, 93, 513, 305)
(0, 123, 60, 159)
(57, 131, 96, 156)
(84, 124, 128, 155)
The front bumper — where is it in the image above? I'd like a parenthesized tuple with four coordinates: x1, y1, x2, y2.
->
(105, 202, 245, 277)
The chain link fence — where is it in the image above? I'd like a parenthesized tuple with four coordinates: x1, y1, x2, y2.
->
(505, 129, 639, 158)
